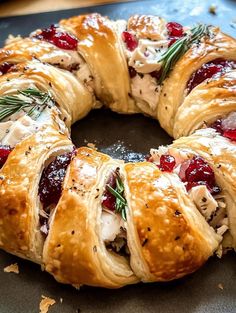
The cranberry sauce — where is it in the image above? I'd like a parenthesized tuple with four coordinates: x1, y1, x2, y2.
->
(102, 171, 117, 211)
(210, 117, 236, 141)
(0, 145, 12, 168)
(149, 153, 220, 195)
(122, 31, 138, 51)
(187, 59, 236, 93)
(158, 154, 176, 172)
(38, 152, 73, 210)
(34, 25, 78, 50)
(179, 156, 220, 194)
(166, 22, 184, 46)
(0, 62, 14, 75)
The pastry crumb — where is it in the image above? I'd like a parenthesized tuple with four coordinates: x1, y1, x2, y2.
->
(208, 4, 217, 15)
(39, 296, 56, 313)
(218, 283, 224, 290)
(87, 142, 97, 150)
(4, 263, 19, 274)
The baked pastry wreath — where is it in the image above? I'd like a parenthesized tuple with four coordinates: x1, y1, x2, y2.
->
(0, 13, 235, 288)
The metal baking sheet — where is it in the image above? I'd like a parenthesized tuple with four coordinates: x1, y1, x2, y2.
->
(0, 1, 236, 312)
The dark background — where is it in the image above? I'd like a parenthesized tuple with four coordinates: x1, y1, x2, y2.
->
(0, 1, 236, 312)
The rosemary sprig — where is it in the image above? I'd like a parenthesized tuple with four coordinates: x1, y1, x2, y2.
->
(106, 175, 127, 221)
(0, 88, 53, 122)
(158, 24, 210, 84)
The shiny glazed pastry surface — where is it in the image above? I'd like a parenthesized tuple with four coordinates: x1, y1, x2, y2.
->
(0, 13, 235, 289)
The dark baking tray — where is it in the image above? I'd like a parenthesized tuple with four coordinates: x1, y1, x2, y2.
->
(0, 1, 236, 312)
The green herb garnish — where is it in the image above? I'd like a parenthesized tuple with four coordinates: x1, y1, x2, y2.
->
(106, 174, 127, 221)
(0, 88, 53, 122)
(158, 24, 211, 84)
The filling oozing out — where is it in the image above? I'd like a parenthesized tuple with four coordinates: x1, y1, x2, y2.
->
(38, 151, 73, 235)
(149, 150, 229, 242)
(31, 26, 94, 90)
(101, 168, 129, 257)
(34, 24, 78, 50)
(187, 59, 236, 93)
(0, 145, 12, 168)
(0, 88, 59, 147)
(121, 21, 184, 113)
(210, 112, 236, 141)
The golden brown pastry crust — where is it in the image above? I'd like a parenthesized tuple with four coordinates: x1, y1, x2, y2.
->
(43, 147, 137, 288)
(127, 15, 166, 40)
(124, 161, 220, 281)
(60, 14, 137, 114)
(0, 121, 73, 263)
(173, 70, 236, 138)
(158, 27, 236, 137)
(0, 38, 63, 66)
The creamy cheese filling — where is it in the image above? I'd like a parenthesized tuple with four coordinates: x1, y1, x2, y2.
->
(116, 20, 169, 115)
(131, 74, 161, 113)
(128, 39, 169, 74)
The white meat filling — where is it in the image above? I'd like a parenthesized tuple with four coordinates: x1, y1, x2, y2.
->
(189, 185, 228, 236)
(101, 209, 127, 255)
(131, 74, 161, 113)
(0, 107, 55, 146)
(101, 209, 125, 243)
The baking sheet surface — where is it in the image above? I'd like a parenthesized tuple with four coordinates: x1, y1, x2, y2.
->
(0, 1, 236, 312)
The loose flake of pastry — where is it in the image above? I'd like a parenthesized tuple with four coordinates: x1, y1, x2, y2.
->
(3, 263, 19, 274)
(218, 283, 224, 290)
(87, 142, 97, 150)
(208, 4, 217, 15)
(39, 296, 56, 313)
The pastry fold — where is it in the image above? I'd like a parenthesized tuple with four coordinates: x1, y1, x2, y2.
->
(158, 28, 236, 137)
(124, 161, 220, 281)
(0, 122, 73, 263)
(43, 147, 137, 288)
(60, 14, 137, 114)
(173, 70, 236, 138)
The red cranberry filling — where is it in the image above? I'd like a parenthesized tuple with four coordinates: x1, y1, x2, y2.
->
(122, 31, 138, 51)
(150, 70, 162, 81)
(34, 25, 78, 50)
(0, 145, 12, 168)
(223, 129, 236, 141)
(210, 118, 236, 141)
(38, 152, 73, 210)
(0, 62, 14, 75)
(166, 22, 184, 46)
(158, 154, 176, 172)
(210, 119, 224, 135)
(179, 156, 220, 194)
(128, 66, 137, 78)
(102, 172, 117, 211)
(187, 59, 236, 93)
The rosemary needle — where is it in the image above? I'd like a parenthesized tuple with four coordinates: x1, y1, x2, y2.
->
(0, 88, 53, 122)
(158, 24, 211, 84)
(106, 175, 127, 221)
